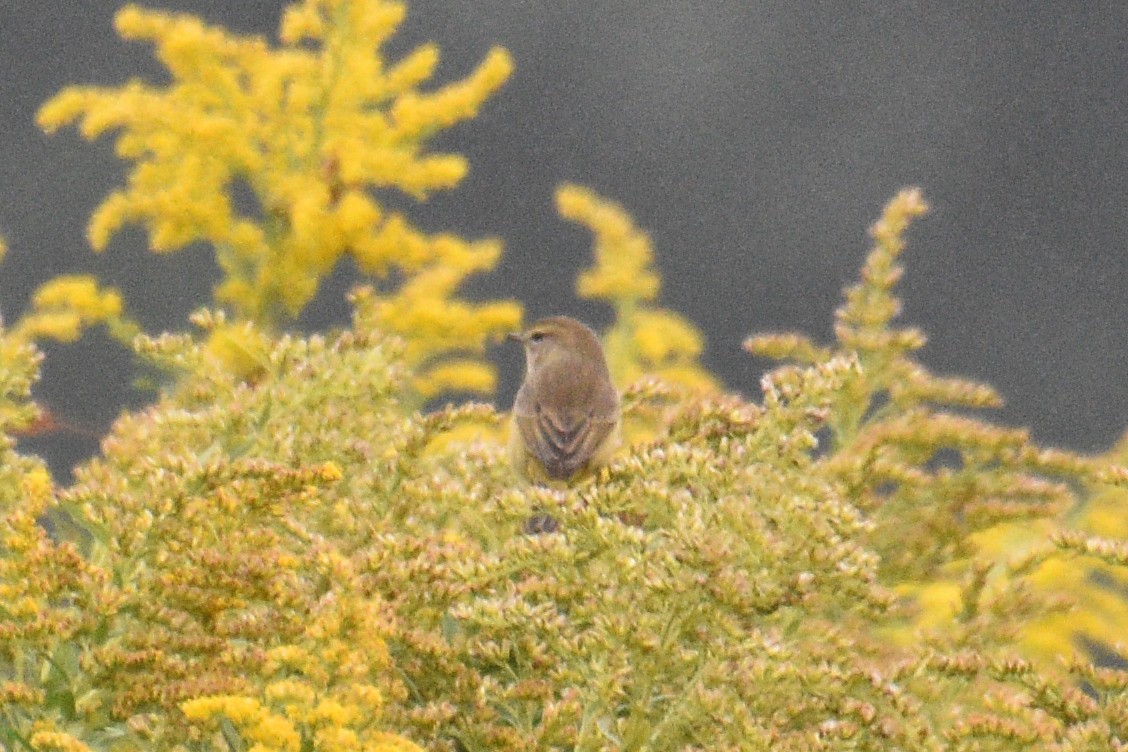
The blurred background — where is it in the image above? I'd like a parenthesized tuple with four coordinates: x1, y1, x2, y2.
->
(2, 1, 1127, 477)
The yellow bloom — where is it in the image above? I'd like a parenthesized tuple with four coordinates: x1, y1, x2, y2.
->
(310, 698, 359, 726)
(318, 461, 344, 482)
(86, 192, 131, 251)
(32, 276, 122, 319)
(181, 696, 263, 723)
(35, 88, 91, 133)
(413, 360, 496, 399)
(28, 730, 92, 752)
(265, 679, 316, 705)
(248, 714, 301, 752)
(21, 468, 53, 502)
(39, 0, 519, 402)
(39, 0, 515, 354)
(11, 275, 137, 345)
(633, 309, 703, 363)
(345, 684, 384, 715)
(334, 191, 382, 240)
(314, 726, 362, 751)
(384, 44, 439, 94)
(558, 184, 660, 304)
(203, 320, 272, 381)
(265, 645, 316, 674)
(10, 596, 43, 618)
(16, 311, 82, 343)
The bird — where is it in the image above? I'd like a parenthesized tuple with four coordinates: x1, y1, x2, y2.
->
(508, 316, 621, 486)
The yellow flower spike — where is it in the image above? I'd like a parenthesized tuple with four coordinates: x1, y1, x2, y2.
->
(345, 684, 384, 715)
(27, 730, 92, 752)
(182, 695, 264, 723)
(203, 319, 272, 381)
(334, 191, 382, 240)
(384, 43, 440, 94)
(38, 0, 517, 394)
(247, 714, 301, 752)
(215, 278, 256, 311)
(353, 0, 408, 42)
(398, 154, 469, 197)
(265, 680, 316, 705)
(35, 89, 90, 134)
(279, 5, 324, 43)
(31, 276, 119, 319)
(319, 461, 344, 482)
(310, 698, 359, 726)
(413, 360, 496, 399)
(114, 5, 161, 39)
(265, 645, 312, 674)
(290, 194, 341, 269)
(11, 275, 138, 345)
(223, 220, 271, 260)
(20, 467, 53, 503)
(391, 47, 513, 139)
(632, 309, 703, 363)
(354, 214, 430, 274)
(87, 194, 130, 252)
(10, 596, 43, 618)
(14, 310, 83, 343)
(558, 183, 660, 304)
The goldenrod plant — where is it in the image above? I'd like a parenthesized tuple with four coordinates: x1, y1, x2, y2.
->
(8, 275, 140, 346)
(1005, 446, 1128, 665)
(38, 0, 521, 397)
(5, 0, 1128, 750)
(4, 194, 1128, 749)
(0, 312, 428, 751)
(0, 232, 139, 348)
(748, 190, 1123, 671)
(0, 333, 112, 752)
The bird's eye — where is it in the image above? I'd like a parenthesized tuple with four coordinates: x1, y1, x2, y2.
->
(529, 332, 546, 342)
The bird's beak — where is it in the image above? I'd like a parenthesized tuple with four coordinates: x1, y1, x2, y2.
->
(506, 331, 524, 344)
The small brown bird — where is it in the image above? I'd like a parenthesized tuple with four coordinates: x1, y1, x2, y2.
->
(508, 316, 620, 485)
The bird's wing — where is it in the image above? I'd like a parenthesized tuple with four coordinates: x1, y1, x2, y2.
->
(514, 401, 617, 481)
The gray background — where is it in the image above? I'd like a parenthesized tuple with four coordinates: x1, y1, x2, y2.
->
(3, 1, 1127, 476)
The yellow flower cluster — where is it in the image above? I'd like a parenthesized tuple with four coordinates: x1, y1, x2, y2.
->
(986, 444, 1128, 664)
(38, 0, 520, 399)
(10, 275, 138, 344)
(27, 728, 93, 752)
(558, 186, 660, 304)
(350, 242, 521, 400)
(199, 314, 274, 382)
(6, 189, 1128, 748)
(556, 184, 716, 393)
(181, 592, 419, 752)
(0, 329, 116, 752)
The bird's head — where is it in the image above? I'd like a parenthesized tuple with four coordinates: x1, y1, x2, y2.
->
(508, 316, 606, 374)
